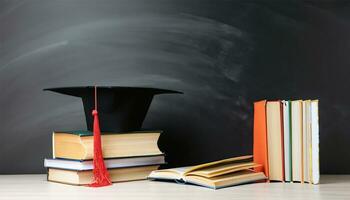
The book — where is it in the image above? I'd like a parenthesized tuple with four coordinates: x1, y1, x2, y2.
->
(311, 100, 320, 184)
(148, 155, 266, 189)
(44, 155, 165, 171)
(282, 100, 292, 182)
(48, 165, 159, 185)
(302, 100, 312, 183)
(306, 100, 313, 183)
(253, 100, 269, 178)
(52, 130, 163, 160)
(291, 100, 303, 182)
(266, 101, 284, 181)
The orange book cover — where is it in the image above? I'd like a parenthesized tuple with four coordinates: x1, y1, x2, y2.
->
(253, 100, 269, 178)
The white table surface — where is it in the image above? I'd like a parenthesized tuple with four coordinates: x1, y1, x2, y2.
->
(0, 175, 349, 200)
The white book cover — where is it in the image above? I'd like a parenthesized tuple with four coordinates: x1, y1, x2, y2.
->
(44, 155, 165, 171)
(291, 100, 303, 182)
(282, 100, 292, 182)
(311, 100, 320, 184)
(302, 100, 312, 183)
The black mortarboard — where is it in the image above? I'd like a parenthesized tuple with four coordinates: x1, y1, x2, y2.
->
(44, 86, 182, 132)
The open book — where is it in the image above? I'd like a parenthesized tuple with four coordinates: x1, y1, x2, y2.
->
(148, 155, 266, 189)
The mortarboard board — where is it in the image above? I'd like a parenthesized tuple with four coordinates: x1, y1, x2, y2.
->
(44, 86, 182, 132)
(44, 86, 182, 187)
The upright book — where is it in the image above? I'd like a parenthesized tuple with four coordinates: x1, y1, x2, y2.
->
(253, 100, 269, 178)
(282, 100, 292, 182)
(266, 101, 284, 181)
(302, 100, 312, 183)
(291, 100, 303, 182)
(311, 100, 320, 184)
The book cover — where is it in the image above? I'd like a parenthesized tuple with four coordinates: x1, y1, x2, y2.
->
(253, 100, 269, 178)
(266, 101, 284, 181)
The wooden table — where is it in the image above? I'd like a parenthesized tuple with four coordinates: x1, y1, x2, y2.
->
(0, 175, 349, 200)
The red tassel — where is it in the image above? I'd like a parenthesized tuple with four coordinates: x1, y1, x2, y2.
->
(88, 87, 112, 187)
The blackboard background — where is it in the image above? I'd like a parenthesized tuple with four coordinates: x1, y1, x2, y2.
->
(1, 0, 349, 174)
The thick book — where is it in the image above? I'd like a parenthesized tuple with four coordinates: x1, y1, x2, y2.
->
(291, 100, 303, 182)
(266, 101, 284, 181)
(282, 100, 292, 182)
(52, 130, 163, 160)
(45, 155, 165, 171)
(253, 100, 269, 178)
(48, 165, 159, 185)
(148, 155, 266, 189)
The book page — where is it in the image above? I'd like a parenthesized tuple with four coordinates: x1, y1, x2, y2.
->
(183, 155, 253, 175)
(148, 166, 192, 180)
(186, 162, 260, 178)
(167, 166, 192, 175)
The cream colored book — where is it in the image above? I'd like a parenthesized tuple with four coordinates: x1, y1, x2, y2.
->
(302, 100, 312, 183)
(48, 165, 160, 185)
(53, 130, 162, 160)
(148, 155, 266, 189)
(291, 100, 303, 182)
(266, 101, 284, 181)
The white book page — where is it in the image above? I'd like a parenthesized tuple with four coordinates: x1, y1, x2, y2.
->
(148, 166, 192, 181)
(170, 166, 192, 176)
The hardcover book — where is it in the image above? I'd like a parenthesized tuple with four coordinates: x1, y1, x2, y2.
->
(45, 155, 165, 171)
(282, 100, 292, 182)
(253, 100, 269, 178)
(291, 100, 303, 182)
(53, 130, 163, 160)
(266, 101, 284, 181)
(48, 165, 160, 185)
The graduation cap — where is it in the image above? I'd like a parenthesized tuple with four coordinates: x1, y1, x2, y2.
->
(44, 86, 181, 132)
(44, 86, 182, 187)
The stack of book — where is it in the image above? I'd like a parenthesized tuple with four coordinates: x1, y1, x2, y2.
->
(253, 100, 319, 184)
(44, 130, 165, 185)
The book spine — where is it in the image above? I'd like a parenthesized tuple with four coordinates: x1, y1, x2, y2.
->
(288, 101, 293, 182)
(283, 101, 292, 182)
(300, 101, 304, 184)
(311, 100, 320, 184)
(280, 101, 285, 182)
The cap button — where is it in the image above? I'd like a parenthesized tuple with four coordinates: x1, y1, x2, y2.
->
(92, 110, 98, 115)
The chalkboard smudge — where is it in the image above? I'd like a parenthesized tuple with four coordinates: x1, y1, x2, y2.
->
(0, 41, 68, 70)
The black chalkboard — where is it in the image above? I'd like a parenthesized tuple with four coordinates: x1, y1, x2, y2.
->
(0, 0, 349, 174)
